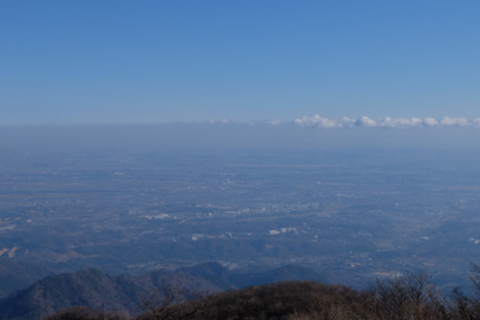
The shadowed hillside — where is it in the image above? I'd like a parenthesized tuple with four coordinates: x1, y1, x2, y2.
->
(180, 262, 325, 290)
(42, 268, 480, 320)
(0, 263, 323, 320)
(0, 260, 53, 299)
(0, 269, 220, 320)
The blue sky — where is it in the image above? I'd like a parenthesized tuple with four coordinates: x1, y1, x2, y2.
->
(2, 1, 480, 125)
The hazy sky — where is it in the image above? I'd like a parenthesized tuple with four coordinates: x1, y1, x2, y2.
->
(2, 1, 480, 125)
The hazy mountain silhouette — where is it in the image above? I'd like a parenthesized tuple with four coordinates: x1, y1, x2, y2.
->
(0, 260, 52, 298)
(181, 262, 325, 290)
(0, 268, 220, 320)
(0, 263, 323, 320)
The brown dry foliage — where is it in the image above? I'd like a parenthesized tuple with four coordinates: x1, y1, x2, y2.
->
(43, 265, 480, 320)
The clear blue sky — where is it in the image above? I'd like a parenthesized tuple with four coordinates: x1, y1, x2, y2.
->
(2, 1, 480, 125)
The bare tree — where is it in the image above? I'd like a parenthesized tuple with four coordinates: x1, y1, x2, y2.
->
(137, 285, 215, 320)
(370, 272, 443, 320)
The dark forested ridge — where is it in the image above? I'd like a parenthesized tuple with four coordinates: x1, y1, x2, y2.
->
(3, 262, 480, 320)
(0, 268, 219, 320)
(42, 272, 480, 320)
(0, 260, 52, 298)
(0, 263, 324, 320)
(179, 262, 325, 290)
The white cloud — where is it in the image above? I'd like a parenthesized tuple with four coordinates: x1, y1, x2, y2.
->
(290, 115, 479, 129)
(355, 116, 377, 127)
(422, 117, 438, 126)
(439, 116, 469, 126)
(269, 119, 282, 125)
(378, 117, 423, 128)
(339, 117, 356, 127)
(294, 114, 342, 128)
(203, 115, 480, 129)
(209, 118, 231, 124)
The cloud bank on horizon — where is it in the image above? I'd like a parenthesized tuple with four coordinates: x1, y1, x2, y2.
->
(263, 115, 479, 129)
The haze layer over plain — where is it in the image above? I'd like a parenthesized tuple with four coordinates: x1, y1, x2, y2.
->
(1, 124, 479, 152)
(1, 124, 480, 295)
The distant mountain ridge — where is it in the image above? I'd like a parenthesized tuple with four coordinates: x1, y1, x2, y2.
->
(0, 262, 324, 320)
(181, 262, 325, 290)
(0, 260, 52, 298)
